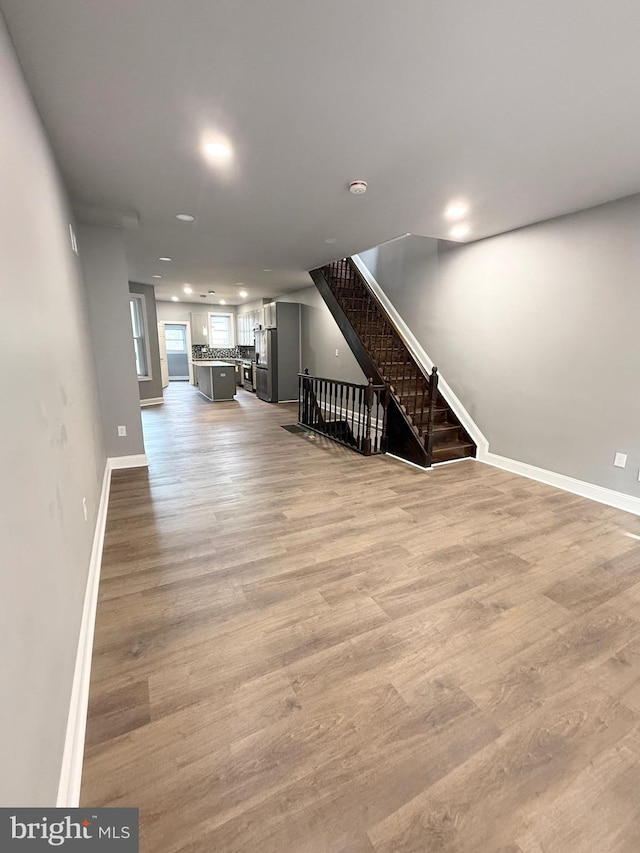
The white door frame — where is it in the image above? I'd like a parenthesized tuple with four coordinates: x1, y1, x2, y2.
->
(161, 320, 192, 380)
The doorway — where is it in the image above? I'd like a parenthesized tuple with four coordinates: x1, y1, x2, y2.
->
(164, 323, 190, 380)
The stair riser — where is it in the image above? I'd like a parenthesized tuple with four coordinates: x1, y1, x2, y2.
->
(431, 445, 475, 462)
(408, 410, 449, 425)
(431, 425, 462, 443)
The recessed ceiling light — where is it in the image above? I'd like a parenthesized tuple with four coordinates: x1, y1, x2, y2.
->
(220, 299, 226, 305)
(152, 275, 162, 279)
(171, 296, 179, 302)
(449, 224, 470, 240)
(239, 290, 248, 298)
(444, 202, 469, 220)
(207, 290, 216, 294)
(183, 286, 193, 294)
(262, 269, 272, 272)
(200, 294, 207, 298)
(176, 213, 195, 222)
(203, 140, 233, 162)
(324, 238, 337, 244)
(158, 257, 172, 262)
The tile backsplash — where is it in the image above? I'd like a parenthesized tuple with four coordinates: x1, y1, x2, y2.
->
(192, 345, 238, 359)
(192, 345, 255, 360)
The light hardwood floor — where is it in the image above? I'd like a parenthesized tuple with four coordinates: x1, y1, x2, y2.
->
(81, 382, 640, 852)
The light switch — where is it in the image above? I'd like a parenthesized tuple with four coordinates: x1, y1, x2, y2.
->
(118, 425, 127, 437)
(335, 349, 339, 357)
(614, 452, 627, 468)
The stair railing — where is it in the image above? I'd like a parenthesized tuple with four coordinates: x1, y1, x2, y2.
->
(298, 370, 388, 456)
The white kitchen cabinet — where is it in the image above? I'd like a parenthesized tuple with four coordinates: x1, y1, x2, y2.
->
(237, 313, 249, 345)
(190, 312, 209, 345)
(263, 302, 276, 328)
(237, 310, 261, 345)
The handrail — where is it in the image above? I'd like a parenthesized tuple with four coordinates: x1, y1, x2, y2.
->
(298, 369, 388, 457)
(298, 371, 386, 392)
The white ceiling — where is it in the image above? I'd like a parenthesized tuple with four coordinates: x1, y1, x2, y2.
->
(3, 0, 640, 305)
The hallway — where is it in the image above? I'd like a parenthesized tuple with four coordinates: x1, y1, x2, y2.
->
(81, 383, 640, 852)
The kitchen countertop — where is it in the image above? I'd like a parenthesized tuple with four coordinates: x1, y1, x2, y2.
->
(192, 360, 235, 367)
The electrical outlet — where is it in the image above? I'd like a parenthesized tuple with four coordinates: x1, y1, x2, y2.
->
(614, 452, 627, 468)
(117, 425, 127, 437)
(82, 497, 88, 522)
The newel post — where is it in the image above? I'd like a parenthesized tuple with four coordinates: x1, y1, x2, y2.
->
(301, 368, 310, 425)
(425, 366, 439, 466)
(362, 378, 374, 456)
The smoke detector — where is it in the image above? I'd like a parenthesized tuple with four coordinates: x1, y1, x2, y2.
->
(349, 180, 368, 195)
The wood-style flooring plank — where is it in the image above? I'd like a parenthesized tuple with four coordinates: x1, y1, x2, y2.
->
(81, 383, 640, 852)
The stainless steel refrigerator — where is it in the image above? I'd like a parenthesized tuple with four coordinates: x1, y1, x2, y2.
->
(255, 328, 276, 402)
(254, 302, 300, 402)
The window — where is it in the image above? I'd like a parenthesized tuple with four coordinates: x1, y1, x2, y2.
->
(129, 294, 150, 378)
(209, 313, 234, 348)
(165, 327, 187, 352)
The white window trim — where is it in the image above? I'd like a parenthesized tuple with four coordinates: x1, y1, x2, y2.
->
(208, 311, 236, 348)
(130, 293, 153, 380)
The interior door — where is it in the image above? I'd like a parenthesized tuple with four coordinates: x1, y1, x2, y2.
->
(157, 322, 169, 388)
(165, 323, 189, 379)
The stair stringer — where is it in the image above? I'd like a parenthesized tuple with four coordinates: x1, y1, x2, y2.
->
(352, 253, 489, 459)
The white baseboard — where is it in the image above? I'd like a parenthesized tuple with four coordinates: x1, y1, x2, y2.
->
(108, 454, 148, 470)
(140, 397, 164, 407)
(386, 452, 431, 471)
(56, 461, 111, 807)
(57, 451, 150, 805)
(481, 452, 640, 516)
(352, 253, 489, 456)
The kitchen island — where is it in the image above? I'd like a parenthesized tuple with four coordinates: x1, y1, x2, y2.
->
(193, 361, 236, 401)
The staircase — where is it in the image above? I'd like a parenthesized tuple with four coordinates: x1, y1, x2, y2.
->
(309, 258, 476, 468)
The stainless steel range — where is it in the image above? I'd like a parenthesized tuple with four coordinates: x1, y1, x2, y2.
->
(241, 361, 255, 392)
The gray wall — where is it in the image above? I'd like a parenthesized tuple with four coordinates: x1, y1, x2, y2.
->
(129, 281, 162, 401)
(360, 197, 640, 498)
(0, 14, 106, 805)
(79, 226, 145, 458)
(278, 286, 367, 384)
